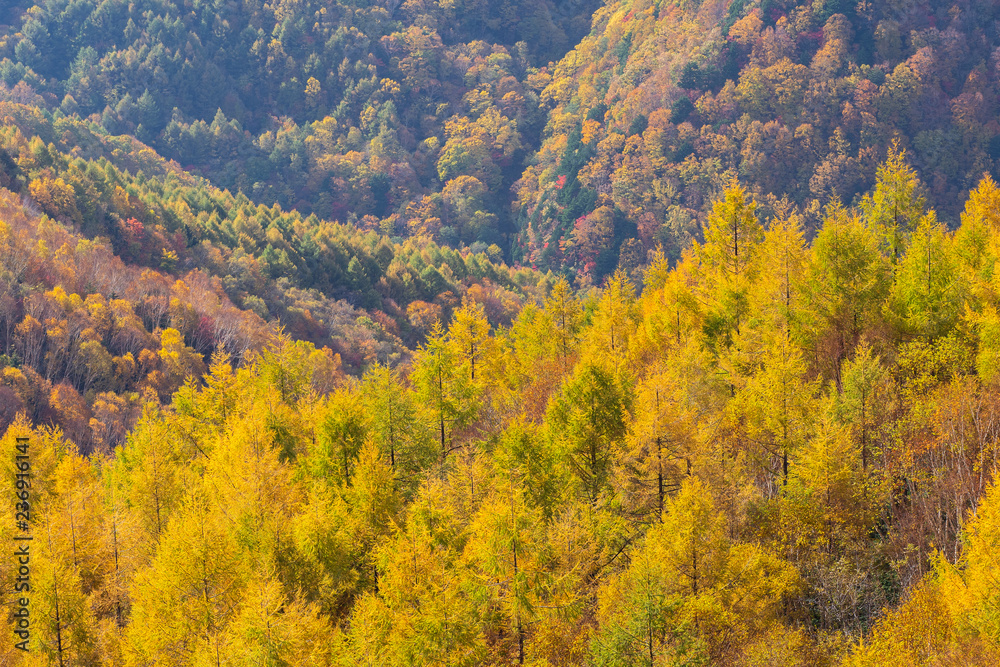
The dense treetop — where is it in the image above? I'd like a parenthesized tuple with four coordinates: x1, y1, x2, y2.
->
(5, 0, 1000, 280)
(514, 0, 1000, 278)
(0, 0, 600, 250)
(3, 150, 1000, 664)
(3, 1, 1000, 664)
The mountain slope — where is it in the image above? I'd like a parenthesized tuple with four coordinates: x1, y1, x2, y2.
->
(513, 0, 1000, 279)
(0, 102, 546, 447)
(5, 152, 1000, 664)
(0, 0, 599, 250)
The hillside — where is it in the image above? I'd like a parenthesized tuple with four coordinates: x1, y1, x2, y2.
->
(514, 0, 1000, 278)
(0, 0, 600, 250)
(6, 0, 1000, 282)
(2, 150, 1000, 664)
(4, 0, 1000, 665)
(0, 103, 546, 449)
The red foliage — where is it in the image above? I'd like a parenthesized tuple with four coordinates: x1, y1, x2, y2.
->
(123, 217, 145, 240)
(371, 310, 402, 338)
(798, 30, 823, 46)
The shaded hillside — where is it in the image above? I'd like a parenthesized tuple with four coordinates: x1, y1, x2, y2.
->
(513, 0, 1000, 280)
(0, 0, 600, 250)
(5, 0, 1000, 280)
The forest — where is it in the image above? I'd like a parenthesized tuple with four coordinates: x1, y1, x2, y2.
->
(4, 0, 1000, 279)
(2, 0, 1000, 665)
(3, 144, 1000, 665)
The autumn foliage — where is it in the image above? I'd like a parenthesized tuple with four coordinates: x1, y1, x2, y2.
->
(1, 149, 1000, 664)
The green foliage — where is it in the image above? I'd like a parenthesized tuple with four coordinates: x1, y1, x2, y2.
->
(860, 145, 928, 262)
(548, 363, 631, 504)
(887, 212, 963, 338)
